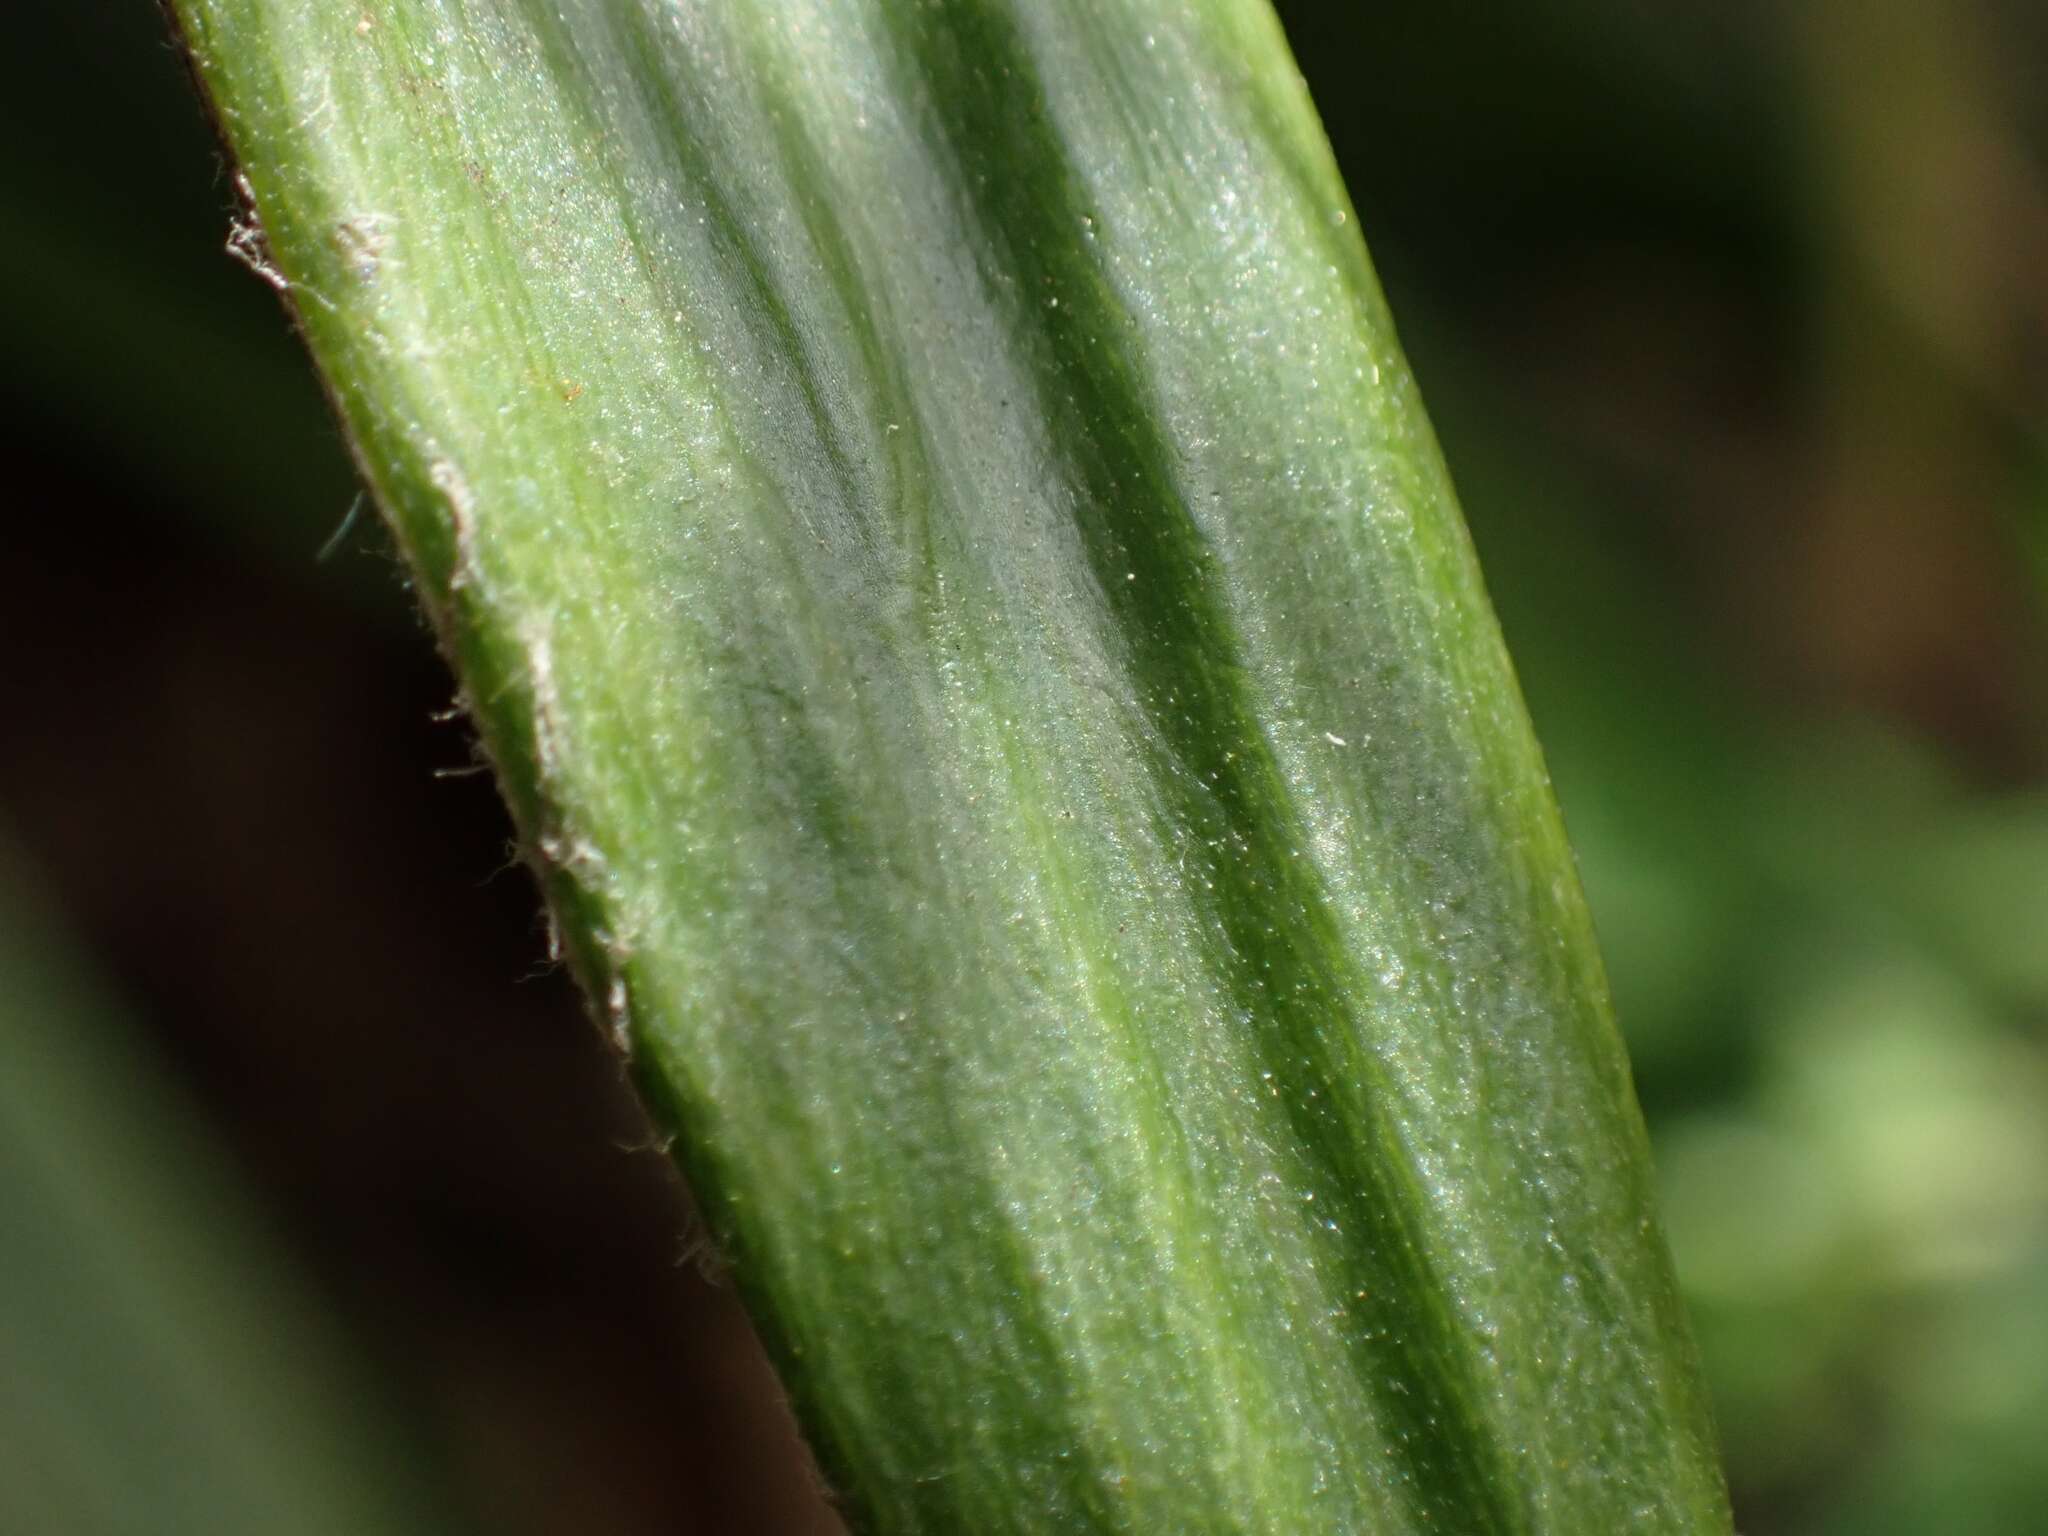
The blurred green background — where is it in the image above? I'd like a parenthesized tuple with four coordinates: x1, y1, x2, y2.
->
(3, 2, 2043, 1532)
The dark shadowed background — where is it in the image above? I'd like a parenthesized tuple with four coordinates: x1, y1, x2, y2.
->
(4, 3, 2044, 1532)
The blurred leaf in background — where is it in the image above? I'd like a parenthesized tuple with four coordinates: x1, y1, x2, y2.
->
(2, 0, 2044, 1533)
(0, 839, 452, 1536)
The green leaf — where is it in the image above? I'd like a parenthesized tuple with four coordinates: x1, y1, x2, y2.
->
(168, 2, 1731, 1530)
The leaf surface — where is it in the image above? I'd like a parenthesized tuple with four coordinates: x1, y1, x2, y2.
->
(170, 2, 1732, 1529)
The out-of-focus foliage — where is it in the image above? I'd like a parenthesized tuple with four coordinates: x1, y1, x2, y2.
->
(0, 842, 451, 1536)
(1, 1, 2042, 1533)
(1274, 3, 2048, 1531)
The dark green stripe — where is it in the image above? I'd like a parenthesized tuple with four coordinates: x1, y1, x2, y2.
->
(888, 5, 1518, 1530)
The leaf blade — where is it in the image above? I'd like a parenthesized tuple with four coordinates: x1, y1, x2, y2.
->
(170, 1, 1731, 1529)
